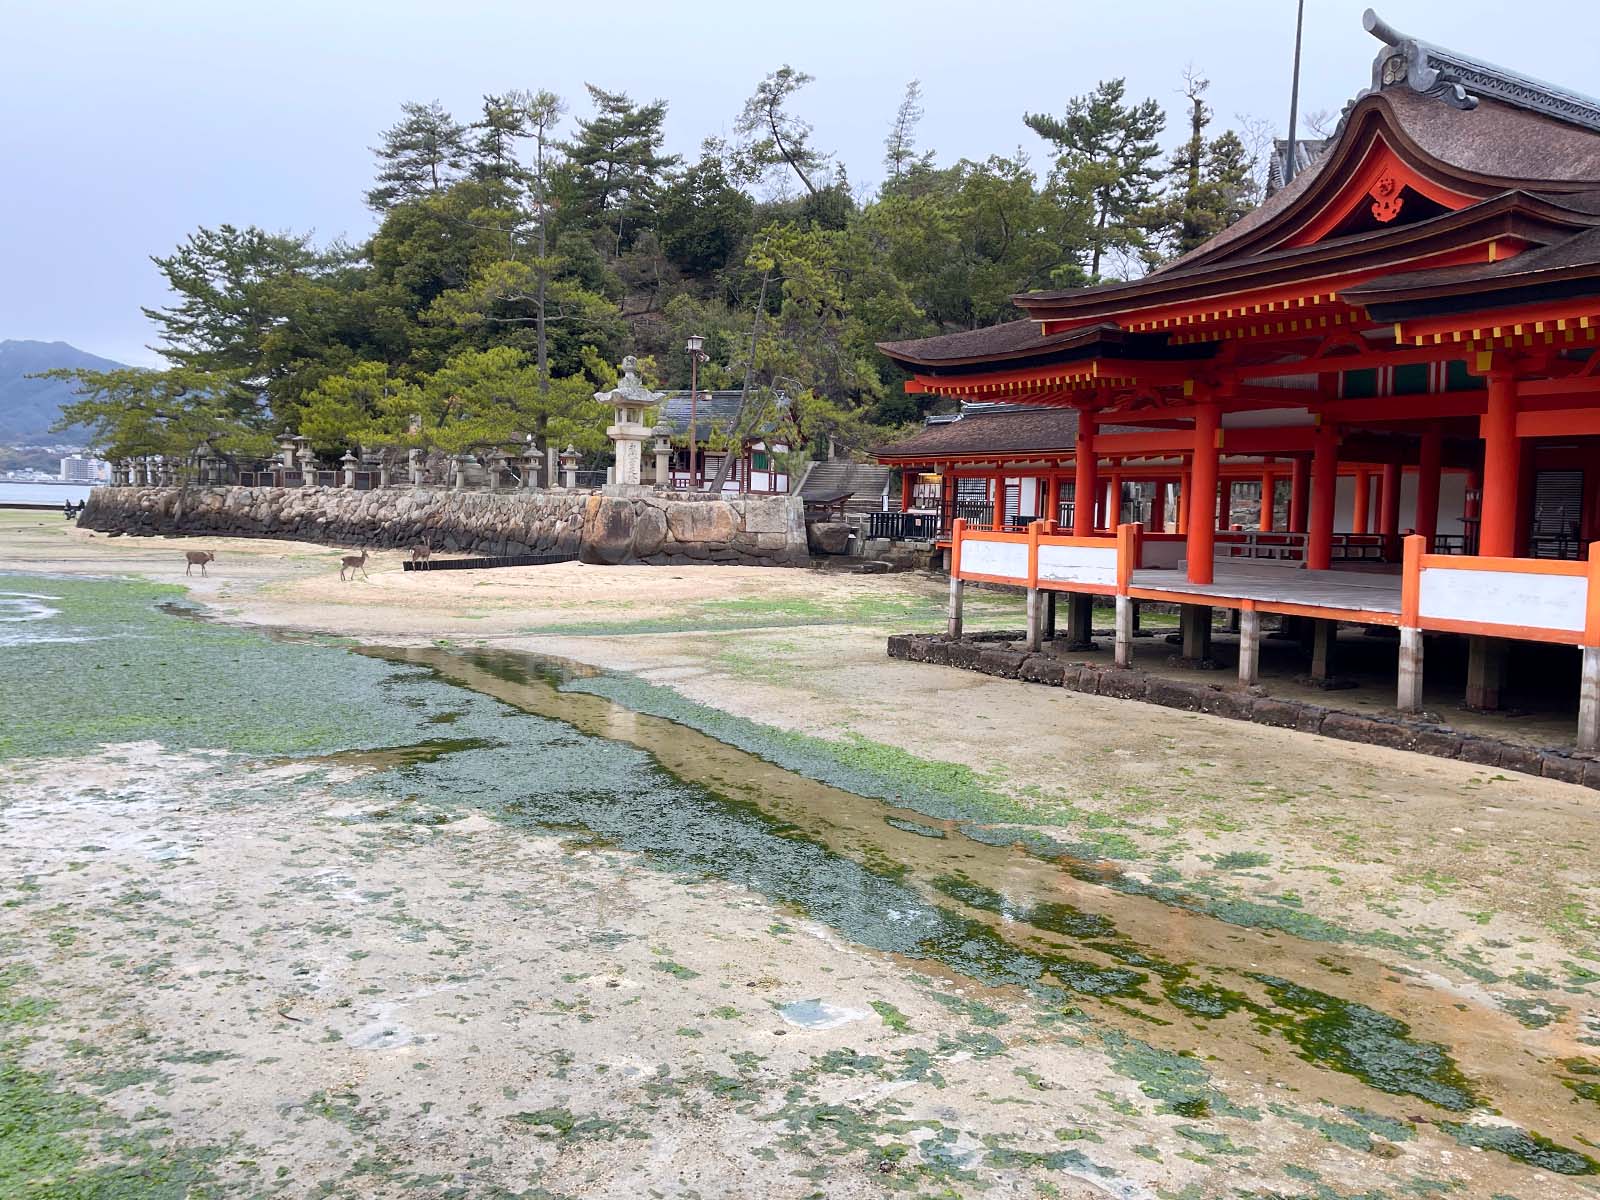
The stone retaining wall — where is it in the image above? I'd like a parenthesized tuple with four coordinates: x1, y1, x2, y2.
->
(79, 486, 810, 568)
(887, 631, 1599, 789)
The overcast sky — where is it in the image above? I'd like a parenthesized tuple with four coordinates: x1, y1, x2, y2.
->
(5, 0, 1596, 367)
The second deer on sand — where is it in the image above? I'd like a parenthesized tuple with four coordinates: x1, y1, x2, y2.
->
(184, 550, 215, 576)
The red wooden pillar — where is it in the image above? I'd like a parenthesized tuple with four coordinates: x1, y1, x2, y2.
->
(1187, 401, 1220, 585)
(1217, 478, 1229, 530)
(1259, 470, 1275, 532)
(1289, 455, 1310, 532)
(1379, 462, 1402, 537)
(1308, 423, 1339, 570)
(1352, 468, 1371, 535)
(1177, 461, 1191, 535)
(1150, 480, 1167, 533)
(1480, 372, 1521, 558)
(900, 469, 914, 513)
(1107, 467, 1123, 530)
(1045, 475, 1061, 527)
(1415, 427, 1442, 547)
(991, 473, 1005, 530)
(1073, 413, 1097, 538)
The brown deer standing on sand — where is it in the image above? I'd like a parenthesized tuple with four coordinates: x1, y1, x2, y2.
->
(184, 550, 215, 576)
(339, 549, 369, 581)
(410, 537, 432, 564)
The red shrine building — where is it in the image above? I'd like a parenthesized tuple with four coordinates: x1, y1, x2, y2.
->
(874, 13, 1600, 748)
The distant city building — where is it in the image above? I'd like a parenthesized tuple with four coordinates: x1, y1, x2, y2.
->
(59, 454, 109, 484)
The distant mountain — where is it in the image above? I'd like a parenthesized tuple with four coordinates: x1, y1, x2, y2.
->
(0, 340, 128, 444)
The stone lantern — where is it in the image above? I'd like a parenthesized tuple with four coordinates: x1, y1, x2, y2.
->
(408, 448, 425, 487)
(194, 439, 214, 486)
(559, 445, 580, 490)
(487, 449, 510, 491)
(594, 356, 662, 488)
(652, 423, 673, 488)
(521, 444, 543, 490)
(377, 453, 391, 490)
(453, 452, 474, 492)
(277, 430, 298, 471)
(341, 449, 358, 488)
(293, 437, 315, 486)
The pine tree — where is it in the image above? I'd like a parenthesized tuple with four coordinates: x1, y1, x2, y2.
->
(884, 80, 935, 185)
(470, 93, 529, 185)
(735, 66, 831, 198)
(1151, 71, 1259, 259)
(1025, 79, 1165, 278)
(564, 85, 679, 252)
(366, 101, 470, 211)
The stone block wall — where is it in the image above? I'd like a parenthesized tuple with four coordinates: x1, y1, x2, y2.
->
(887, 631, 1599, 788)
(78, 486, 810, 568)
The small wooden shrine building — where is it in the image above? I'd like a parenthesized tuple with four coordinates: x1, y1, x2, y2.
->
(652, 391, 797, 494)
(875, 12, 1600, 746)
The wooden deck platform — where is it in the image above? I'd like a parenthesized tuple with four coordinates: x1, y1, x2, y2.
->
(1128, 561, 1402, 621)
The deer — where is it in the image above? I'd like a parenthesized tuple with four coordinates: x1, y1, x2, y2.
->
(338, 549, 370, 581)
(184, 550, 215, 577)
(410, 537, 432, 564)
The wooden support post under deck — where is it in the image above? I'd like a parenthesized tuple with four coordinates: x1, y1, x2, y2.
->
(1180, 604, 1212, 662)
(1065, 593, 1096, 650)
(1115, 596, 1133, 668)
(1237, 609, 1261, 687)
(1025, 588, 1042, 653)
(1466, 636, 1507, 711)
(1311, 620, 1339, 684)
(1043, 592, 1057, 640)
(1579, 645, 1600, 754)
(1397, 627, 1424, 712)
(946, 576, 964, 639)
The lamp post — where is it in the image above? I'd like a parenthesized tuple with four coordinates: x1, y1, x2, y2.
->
(686, 334, 708, 491)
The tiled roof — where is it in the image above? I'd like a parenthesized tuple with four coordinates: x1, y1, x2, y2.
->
(875, 407, 1081, 460)
(653, 391, 791, 440)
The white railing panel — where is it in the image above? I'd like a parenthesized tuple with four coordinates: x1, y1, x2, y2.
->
(1037, 543, 1118, 588)
(1418, 566, 1587, 635)
(960, 538, 1028, 581)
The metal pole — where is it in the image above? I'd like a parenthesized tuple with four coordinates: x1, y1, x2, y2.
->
(1285, 0, 1305, 184)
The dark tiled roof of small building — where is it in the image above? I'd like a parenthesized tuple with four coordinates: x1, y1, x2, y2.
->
(654, 391, 791, 439)
(877, 321, 1124, 369)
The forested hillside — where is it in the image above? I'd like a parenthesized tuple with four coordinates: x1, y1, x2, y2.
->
(0, 340, 124, 443)
(48, 70, 1262, 475)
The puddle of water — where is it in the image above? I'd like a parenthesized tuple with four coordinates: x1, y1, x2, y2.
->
(777, 1000, 871, 1030)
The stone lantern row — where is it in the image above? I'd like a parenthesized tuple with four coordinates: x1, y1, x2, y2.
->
(112, 354, 683, 492)
(110, 436, 588, 493)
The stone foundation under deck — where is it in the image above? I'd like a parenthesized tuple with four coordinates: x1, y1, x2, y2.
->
(887, 631, 1600, 790)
